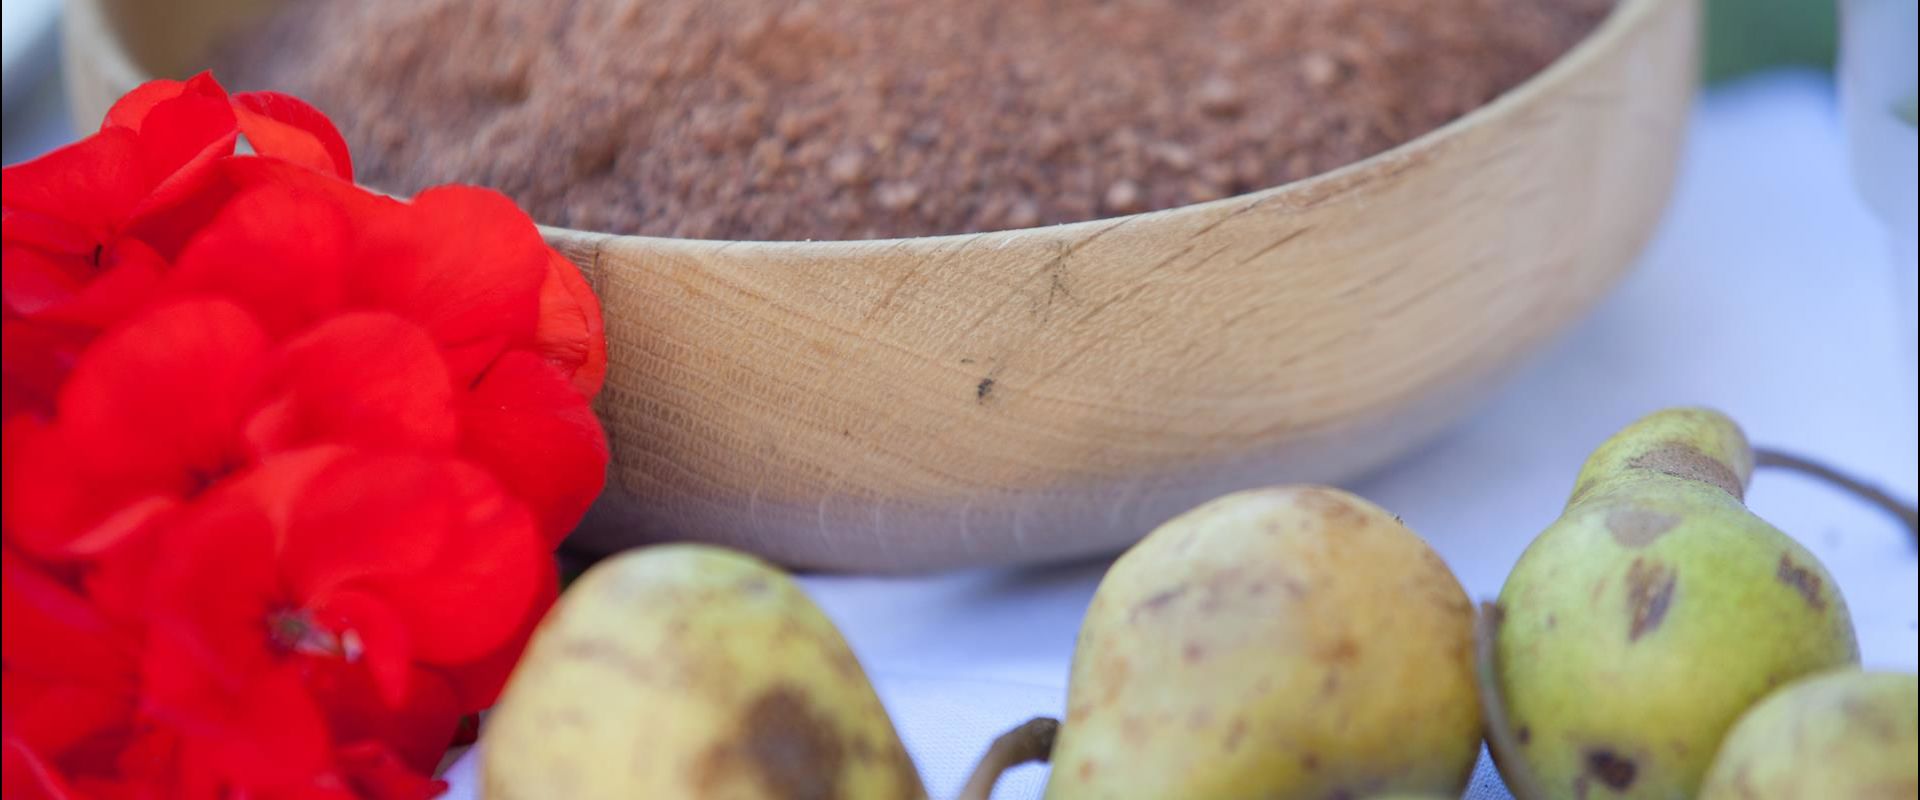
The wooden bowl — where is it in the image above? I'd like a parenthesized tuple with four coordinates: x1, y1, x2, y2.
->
(65, 0, 1698, 572)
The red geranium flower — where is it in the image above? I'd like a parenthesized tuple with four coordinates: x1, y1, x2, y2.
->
(2, 548, 142, 797)
(0, 74, 357, 421)
(2, 74, 609, 796)
(4, 235, 604, 559)
(118, 447, 545, 794)
(1, 74, 348, 322)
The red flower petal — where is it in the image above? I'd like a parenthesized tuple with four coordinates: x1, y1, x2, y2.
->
(290, 456, 547, 664)
(124, 155, 386, 273)
(0, 417, 176, 561)
(127, 89, 237, 194)
(213, 445, 340, 535)
(55, 299, 268, 494)
(161, 177, 352, 336)
(34, 239, 168, 330)
(272, 452, 456, 598)
(103, 80, 185, 131)
(98, 729, 199, 798)
(1, 671, 133, 773)
(1, 204, 99, 257)
(193, 665, 337, 791)
(102, 73, 227, 133)
(294, 648, 461, 777)
(350, 186, 546, 386)
(533, 250, 606, 397)
(232, 92, 354, 181)
(244, 313, 457, 457)
(1, 127, 145, 246)
(1, 736, 78, 800)
(0, 243, 88, 319)
(436, 559, 556, 710)
(335, 741, 448, 800)
(338, 668, 461, 775)
(0, 318, 88, 422)
(305, 589, 413, 710)
(460, 350, 608, 542)
(1, 548, 134, 683)
(80, 502, 180, 625)
(2, 301, 266, 556)
(1, 419, 94, 558)
(140, 495, 283, 715)
(372, 487, 545, 665)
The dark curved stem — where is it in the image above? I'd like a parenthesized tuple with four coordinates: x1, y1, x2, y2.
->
(1754, 447, 1918, 545)
(956, 717, 1059, 800)
(1477, 602, 1546, 800)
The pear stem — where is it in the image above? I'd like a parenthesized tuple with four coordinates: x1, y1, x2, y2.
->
(956, 717, 1060, 800)
(1753, 447, 1919, 545)
(1476, 602, 1548, 800)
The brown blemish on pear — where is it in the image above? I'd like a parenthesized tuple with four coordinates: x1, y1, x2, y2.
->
(698, 687, 847, 800)
(1773, 555, 1827, 611)
(1585, 748, 1638, 790)
(1624, 558, 1676, 642)
(1627, 442, 1745, 499)
(1607, 508, 1679, 548)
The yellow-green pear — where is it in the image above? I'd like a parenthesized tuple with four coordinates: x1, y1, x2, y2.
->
(1493, 408, 1858, 799)
(1043, 486, 1482, 800)
(483, 545, 925, 800)
(1699, 669, 1917, 799)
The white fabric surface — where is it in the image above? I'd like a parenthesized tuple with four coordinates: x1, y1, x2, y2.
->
(5, 61, 1915, 799)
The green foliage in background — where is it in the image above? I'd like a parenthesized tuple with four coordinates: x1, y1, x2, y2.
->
(1703, 0, 1838, 83)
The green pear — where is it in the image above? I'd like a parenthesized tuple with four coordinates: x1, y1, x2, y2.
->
(1043, 486, 1482, 800)
(1699, 669, 1917, 799)
(483, 544, 925, 800)
(1493, 408, 1858, 799)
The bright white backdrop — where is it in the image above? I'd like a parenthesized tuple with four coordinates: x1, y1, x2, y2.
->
(6, 62, 1916, 799)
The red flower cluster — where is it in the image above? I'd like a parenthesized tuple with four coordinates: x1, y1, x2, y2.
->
(2, 74, 608, 798)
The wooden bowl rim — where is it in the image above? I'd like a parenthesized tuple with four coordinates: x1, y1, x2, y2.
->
(76, 0, 1665, 253)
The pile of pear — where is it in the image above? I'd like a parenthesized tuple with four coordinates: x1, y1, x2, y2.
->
(476, 407, 1913, 800)
(1030, 407, 1908, 799)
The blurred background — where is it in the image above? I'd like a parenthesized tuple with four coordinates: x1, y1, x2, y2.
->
(4, 1, 1915, 798)
(0, 0, 1869, 152)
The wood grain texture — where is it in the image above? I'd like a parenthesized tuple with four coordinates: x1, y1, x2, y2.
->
(65, 0, 1698, 571)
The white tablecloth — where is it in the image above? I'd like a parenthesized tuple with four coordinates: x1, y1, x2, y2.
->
(7, 62, 1916, 800)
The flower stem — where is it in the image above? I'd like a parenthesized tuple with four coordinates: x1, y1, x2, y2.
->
(956, 717, 1060, 800)
(1753, 447, 1918, 546)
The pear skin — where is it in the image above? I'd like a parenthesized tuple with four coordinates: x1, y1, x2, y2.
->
(482, 545, 925, 800)
(1699, 669, 1917, 799)
(1044, 487, 1481, 800)
(1494, 408, 1858, 799)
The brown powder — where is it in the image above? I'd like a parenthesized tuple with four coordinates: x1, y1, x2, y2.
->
(214, 0, 1613, 241)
